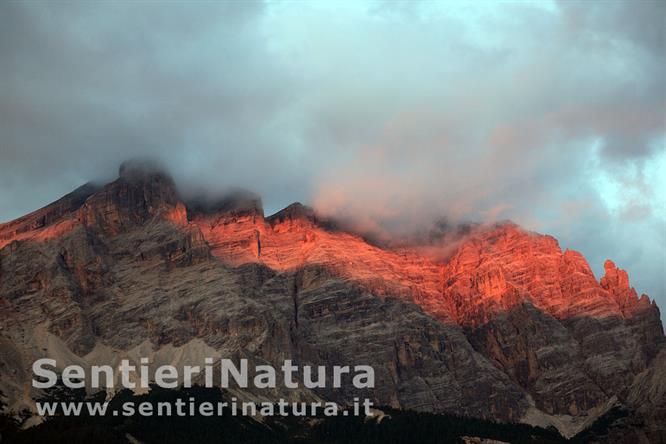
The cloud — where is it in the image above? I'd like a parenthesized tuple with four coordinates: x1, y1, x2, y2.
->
(0, 1, 664, 307)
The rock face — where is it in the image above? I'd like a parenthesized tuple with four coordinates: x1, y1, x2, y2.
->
(439, 225, 663, 427)
(0, 163, 663, 438)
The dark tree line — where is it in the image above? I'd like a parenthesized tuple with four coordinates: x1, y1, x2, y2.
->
(4, 384, 626, 443)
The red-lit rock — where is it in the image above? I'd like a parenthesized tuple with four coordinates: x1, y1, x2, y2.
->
(0, 164, 663, 438)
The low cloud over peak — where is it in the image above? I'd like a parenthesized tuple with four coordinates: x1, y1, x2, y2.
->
(1, 1, 664, 308)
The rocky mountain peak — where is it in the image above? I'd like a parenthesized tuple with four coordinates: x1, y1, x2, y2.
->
(598, 258, 651, 318)
(266, 202, 315, 225)
(118, 158, 172, 183)
(0, 164, 664, 440)
(185, 189, 264, 219)
(73, 160, 181, 234)
(602, 259, 631, 291)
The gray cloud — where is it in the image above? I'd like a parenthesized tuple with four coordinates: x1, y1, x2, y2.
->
(1, 1, 664, 309)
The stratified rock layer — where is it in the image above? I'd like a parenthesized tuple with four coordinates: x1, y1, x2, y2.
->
(0, 163, 663, 438)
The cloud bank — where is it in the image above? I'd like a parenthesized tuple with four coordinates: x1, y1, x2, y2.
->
(1, 1, 664, 307)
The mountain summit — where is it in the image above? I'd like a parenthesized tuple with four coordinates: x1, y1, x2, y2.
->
(0, 162, 664, 441)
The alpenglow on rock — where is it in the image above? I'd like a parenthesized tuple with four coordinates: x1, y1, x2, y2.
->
(0, 162, 663, 440)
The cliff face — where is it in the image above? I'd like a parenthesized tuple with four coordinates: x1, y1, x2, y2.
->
(0, 163, 663, 438)
(440, 225, 662, 417)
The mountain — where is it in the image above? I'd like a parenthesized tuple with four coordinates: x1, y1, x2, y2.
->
(0, 161, 664, 441)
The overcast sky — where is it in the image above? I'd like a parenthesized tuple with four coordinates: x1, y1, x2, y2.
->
(1, 0, 665, 309)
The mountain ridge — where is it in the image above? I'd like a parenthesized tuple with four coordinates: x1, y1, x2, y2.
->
(0, 161, 663, 440)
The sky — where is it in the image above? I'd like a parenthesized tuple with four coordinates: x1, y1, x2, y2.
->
(1, 1, 665, 309)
